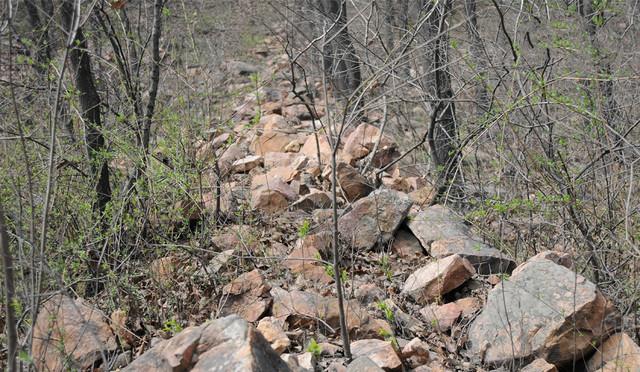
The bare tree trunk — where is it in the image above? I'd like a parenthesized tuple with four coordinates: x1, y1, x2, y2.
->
(0, 203, 17, 372)
(61, 1, 111, 216)
(580, 0, 621, 149)
(464, 0, 489, 117)
(419, 0, 440, 99)
(24, 0, 51, 73)
(318, 0, 362, 105)
(422, 0, 461, 200)
(61, 0, 111, 296)
(382, 0, 409, 51)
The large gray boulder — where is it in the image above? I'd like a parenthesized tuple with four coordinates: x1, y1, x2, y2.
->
(407, 205, 470, 249)
(468, 258, 617, 368)
(339, 189, 413, 251)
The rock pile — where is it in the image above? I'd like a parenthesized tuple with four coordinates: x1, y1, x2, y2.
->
(29, 36, 639, 372)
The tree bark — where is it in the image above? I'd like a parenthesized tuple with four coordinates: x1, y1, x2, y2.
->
(61, 0, 111, 216)
(580, 0, 621, 149)
(421, 0, 461, 200)
(318, 0, 362, 104)
(464, 0, 490, 117)
(61, 0, 111, 296)
(24, 0, 51, 73)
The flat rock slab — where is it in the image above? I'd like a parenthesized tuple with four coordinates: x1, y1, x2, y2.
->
(351, 339, 402, 371)
(232, 155, 264, 173)
(430, 238, 516, 275)
(339, 189, 413, 251)
(271, 287, 368, 335)
(468, 257, 617, 367)
(407, 205, 470, 249)
(401, 254, 475, 304)
(32, 295, 117, 371)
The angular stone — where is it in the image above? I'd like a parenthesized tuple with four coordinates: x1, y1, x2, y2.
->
(193, 315, 289, 371)
(32, 295, 118, 371)
(264, 152, 305, 169)
(521, 359, 557, 372)
(218, 142, 248, 175)
(392, 228, 424, 260)
(401, 338, 431, 368)
(163, 327, 202, 370)
(271, 288, 326, 329)
(251, 115, 298, 155)
(420, 302, 461, 332)
(291, 191, 332, 212)
(329, 361, 348, 372)
(269, 166, 302, 183)
(381, 176, 410, 193)
(285, 241, 333, 285)
(285, 240, 321, 275)
(529, 250, 573, 269)
(263, 101, 283, 115)
(194, 249, 235, 280)
(300, 134, 333, 165)
(232, 155, 264, 173)
(586, 332, 640, 372)
(290, 180, 310, 196)
(336, 163, 374, 202)
(401, 255, 475, 304)
(382, 299, 423, 334)
(355, 283, 386, 304)
(453, 297, 482, 317)
(251, 189, 289, 214)
(351, 339, 402, 371)
(347, 356, 385, 372)
(251, 175, 297, 214)
(251, 174, 297, 199)
(430, 238, 515, 275)
(284, 139, 302, 152)
(468, 258, 617, 366)
(339, 189, 413, 251)
(257, 317, 290, 355)
(325, 298, 370, 334)
(280, 354, 303, 371)
(283, 104, 320, 120)
(220, 269, 272, 322)
(300, 230, 333, 257)
(407, 205, 470, 249)
(343, 123, 395, 163)
(409, 186, 436, 206)
(212, 132, 232, 148)
(354, 318, 393, 341)
(271, 288, 367, 335)
(296, 352, 317, 370)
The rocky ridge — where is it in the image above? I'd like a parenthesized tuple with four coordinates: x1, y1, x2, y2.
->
(31, 35, 639, 372)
